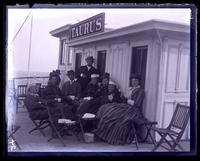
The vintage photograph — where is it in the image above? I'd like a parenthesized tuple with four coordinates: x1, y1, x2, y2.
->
(5, 4, 196, 155)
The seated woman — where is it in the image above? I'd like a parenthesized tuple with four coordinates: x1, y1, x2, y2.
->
(24, 85, 66, 128)
(76, 79, 123, 115)
(94, 74, 145, 145)
(43, 75, 62, 100)
(97, 73, 110, 97)
(43, 75, 75, 120)
(100, 80, 123, 105)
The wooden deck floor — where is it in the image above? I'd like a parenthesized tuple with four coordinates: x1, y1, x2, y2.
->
(7, 107, 190, 153)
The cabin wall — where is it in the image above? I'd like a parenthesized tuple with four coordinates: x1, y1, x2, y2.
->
(56, 29, 190, 141)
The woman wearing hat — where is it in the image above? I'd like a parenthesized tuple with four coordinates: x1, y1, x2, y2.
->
(94, 74, 146, 145)
(75, 56, 99, 92)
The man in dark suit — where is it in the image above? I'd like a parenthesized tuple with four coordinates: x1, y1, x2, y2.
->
(61, 70, 82, 115)
(75, 56, 98, 93)
(62, 70, 81, 102)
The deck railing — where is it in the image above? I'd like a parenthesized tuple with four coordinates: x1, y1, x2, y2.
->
(7, 76, 49, 100)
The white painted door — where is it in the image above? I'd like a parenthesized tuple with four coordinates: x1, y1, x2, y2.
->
(157, 39, 190, 140)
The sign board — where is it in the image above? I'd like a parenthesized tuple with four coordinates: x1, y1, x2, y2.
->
(69, 13, 105, 40)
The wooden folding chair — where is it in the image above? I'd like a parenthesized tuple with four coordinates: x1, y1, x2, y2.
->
(45, 102, 80, 146)
(132, 118, 158, 149)
(150, 103, 190, 152)
(28, 119, 50, 137)
(16, 85, 27, 113)
(24, 100, 50, 137)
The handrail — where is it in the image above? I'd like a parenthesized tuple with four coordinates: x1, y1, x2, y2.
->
(11, 76, 49, 80)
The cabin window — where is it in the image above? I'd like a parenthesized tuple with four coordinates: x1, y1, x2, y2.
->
(130, 46, 148, 88)
(59, 39, 67, 65)
(75, 53, 82, 73)
(97, 50, 107, 76)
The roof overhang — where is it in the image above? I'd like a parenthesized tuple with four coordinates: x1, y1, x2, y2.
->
(50, 24, 71, 37)
(66, 19, 190, 47)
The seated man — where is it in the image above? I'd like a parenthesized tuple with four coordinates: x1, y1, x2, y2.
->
(61, 70, 81, 114)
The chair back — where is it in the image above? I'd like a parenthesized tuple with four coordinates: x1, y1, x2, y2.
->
(168, 103, 190, 134)
(17, 85, 28, 97)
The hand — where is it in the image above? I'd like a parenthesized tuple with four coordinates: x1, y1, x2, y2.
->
(80, 73, 86, 78)
(127, 99, 134, 106)
(108, 94, 113, 101)
(69, 95, 75, 100)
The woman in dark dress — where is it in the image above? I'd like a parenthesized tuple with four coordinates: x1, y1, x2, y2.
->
(43, 75, 75, 120)
(24, 85, 66, 137)
(94, 74, 145, 145)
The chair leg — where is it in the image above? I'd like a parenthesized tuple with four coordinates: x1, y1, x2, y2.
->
(49, 123, 66, 146)
(152, 133, 167, 152)
(30, 121, 46, 136)
(168, 135, 183, 152)
(134, 133, 139, 150)
(78, 118, 85, 141)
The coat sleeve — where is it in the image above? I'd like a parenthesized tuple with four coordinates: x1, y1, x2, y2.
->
(61, 82, 66, 96)
(76, 82, 82, 99)
(75, 66, 83, 78)
(134, 89, 145, 109)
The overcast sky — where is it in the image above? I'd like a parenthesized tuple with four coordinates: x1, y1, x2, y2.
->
(7, 8, 191, 77)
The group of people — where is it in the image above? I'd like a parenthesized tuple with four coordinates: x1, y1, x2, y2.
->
(24, 56, 147, 145)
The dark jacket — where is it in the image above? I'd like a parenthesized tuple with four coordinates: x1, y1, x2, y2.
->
(97, 84, 109, 97)
(62, 80, 81, 98)
(101, 88, 123, 105)
(75, 65, 98, 91)
(42, 83, 62, 100)
(130, 87, 145, 111)
(61, 80, 81, 105)
(83, 83, 99, 98)
(24, 94, 48, 120)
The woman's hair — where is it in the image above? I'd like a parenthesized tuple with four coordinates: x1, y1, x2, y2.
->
(130, 74, 141, 82)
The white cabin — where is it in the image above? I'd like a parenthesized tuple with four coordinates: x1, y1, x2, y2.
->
(50, 19, 190, 140)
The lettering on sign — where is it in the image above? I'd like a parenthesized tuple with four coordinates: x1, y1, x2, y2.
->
(70, 13, 105, 40)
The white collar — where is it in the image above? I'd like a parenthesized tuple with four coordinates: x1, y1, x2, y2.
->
(87, 65, 92, 70)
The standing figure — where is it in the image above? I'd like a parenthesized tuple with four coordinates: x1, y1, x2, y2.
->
(75, 56, 98, 93)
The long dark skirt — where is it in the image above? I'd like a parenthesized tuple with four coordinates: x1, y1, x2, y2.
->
(94, 103, 143, 145)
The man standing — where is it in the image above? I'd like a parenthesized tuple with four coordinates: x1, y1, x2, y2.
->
(75, 56, 98, 92)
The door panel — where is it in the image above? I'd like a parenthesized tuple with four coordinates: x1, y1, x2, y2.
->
(158, 39, 190, 141)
